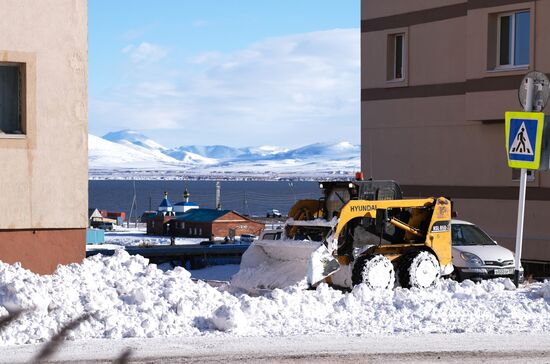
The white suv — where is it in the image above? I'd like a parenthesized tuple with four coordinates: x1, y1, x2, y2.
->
(451, 219, 523, 282)
(239, 234, 256, 244)
(266, 209, 282, 218)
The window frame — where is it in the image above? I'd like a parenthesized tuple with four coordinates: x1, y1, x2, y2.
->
(393, 34, 404, 81)
(386, 32, 406, 82)
(512, 168, 536, 182)
(496, 10, 530, 69)
(0, 51, 35, 149)
(0, 61, 26, 138)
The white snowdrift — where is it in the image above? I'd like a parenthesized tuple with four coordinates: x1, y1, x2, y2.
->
(0, 251, 549, 346)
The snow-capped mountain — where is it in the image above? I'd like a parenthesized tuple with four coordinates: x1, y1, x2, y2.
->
(264, 141, 359, 160)
(103, 130, 167, 152)
(166, 145, 289, 161)
(168, 145, 245, 160)
(102, 130, 218, 166)
(89, 130, 360, 177)
(88, 134, 181, 169)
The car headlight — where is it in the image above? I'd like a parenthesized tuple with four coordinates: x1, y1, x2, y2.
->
(460, 252, 484, 266)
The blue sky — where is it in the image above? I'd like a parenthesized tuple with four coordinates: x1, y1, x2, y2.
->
(89, 1, 360, 148)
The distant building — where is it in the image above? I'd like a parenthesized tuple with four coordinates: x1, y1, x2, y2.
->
(147, 190, 196, 235)
(101, 210, 126, 223)
(0, 0, 88, 274)
(88, 208, 103, 225)
(147, 214, 176, 236)
(172, 209, 264, 239)
(173, 189, 199, 215)
(141, 211, 158, 223)
(157, 192, 174, 214)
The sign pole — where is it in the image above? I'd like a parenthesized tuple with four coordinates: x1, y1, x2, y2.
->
(513, 168, 527, 286)
(513, 77, 534, 286)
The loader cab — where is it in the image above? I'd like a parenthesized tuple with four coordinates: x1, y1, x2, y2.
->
(285, 225, 332, 242)
(319, 180, 402, 219)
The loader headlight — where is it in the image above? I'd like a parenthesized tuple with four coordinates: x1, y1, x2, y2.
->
(319, 183, 324, 189)
(460, 252, 484, 266)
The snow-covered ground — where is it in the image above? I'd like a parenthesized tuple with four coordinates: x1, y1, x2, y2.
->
(89, 226, 257, 250)
(0, 250, 549, 348)
(94, 227, 204, 248)
(189, 264, 241, 282)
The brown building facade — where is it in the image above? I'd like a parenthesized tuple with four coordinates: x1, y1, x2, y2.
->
(148, 209, 264, 239)
(0, 0, 88, 274)
(362, 0, 550, 266)
(147, 215, 175, 236)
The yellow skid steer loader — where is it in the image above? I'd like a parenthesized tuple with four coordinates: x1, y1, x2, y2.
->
(231, 180, 454, 291)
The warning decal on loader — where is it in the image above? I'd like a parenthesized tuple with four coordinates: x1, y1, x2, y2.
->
(431, 220, 450, 233)
(505, 111, 544, 169)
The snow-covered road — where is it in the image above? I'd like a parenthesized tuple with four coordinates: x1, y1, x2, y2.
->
(1, 333, 549, 363)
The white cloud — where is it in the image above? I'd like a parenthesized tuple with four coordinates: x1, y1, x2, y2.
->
(122, 42, 168, 64)
(92, 29, 359, 147)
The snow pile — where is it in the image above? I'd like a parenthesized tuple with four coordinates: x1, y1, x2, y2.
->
(0, 251, 232, 345)
(0, 252, 549, 346)
(211, 304, 247, 332)
(535, 280, 550, 299)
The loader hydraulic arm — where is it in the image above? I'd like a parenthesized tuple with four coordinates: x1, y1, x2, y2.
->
(389, 217, 424, 238)
(333, 198, 436, 243)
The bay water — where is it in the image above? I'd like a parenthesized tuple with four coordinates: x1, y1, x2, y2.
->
(89, 180, 320, 218)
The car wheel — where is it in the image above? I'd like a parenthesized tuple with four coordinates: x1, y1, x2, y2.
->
(449, 267, 462, 282)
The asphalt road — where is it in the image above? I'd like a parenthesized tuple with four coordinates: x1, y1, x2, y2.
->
(2, 333, 549, 363)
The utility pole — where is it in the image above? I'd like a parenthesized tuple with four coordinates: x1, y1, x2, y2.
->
(216, 181, 221, 210)
(242, 191, 249, 216)
(128, 180, 138, 228)
(289, 181, 296, 202)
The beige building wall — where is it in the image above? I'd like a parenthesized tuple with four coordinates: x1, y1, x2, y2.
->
(0, 0, 87, 273)
(361, 0, 550, 264)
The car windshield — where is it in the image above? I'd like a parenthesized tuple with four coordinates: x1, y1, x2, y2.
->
(285, 225, 332, 242)
(452, 224, 496, 246)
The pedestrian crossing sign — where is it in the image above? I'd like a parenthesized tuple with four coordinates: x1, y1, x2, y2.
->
(505, 111, 544, 169)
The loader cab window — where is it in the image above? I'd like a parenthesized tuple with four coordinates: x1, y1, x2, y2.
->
(285, 225, 331, 242)
(262, 231, 282, 240)
(326, 188, 351, 218)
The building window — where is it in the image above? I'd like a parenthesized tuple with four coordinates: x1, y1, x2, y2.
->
(387, 33, 405, 81)
(497, 11, 530, 67)
(512, 169, 535, 182)
(199, 228, 202, 236)
(0, 63, 24, 135)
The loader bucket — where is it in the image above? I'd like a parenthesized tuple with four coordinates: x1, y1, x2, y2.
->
(230, 238, 340, 291)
